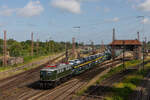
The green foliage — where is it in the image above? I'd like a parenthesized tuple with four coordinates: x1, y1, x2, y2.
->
(9, 41, 23, 57)
(77, 60, 141, 97)
(105, 62, 150, 100)
(0, 39, 71, 66)
(123, 75, 143, 85)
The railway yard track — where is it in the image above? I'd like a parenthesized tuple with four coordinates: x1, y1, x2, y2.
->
(0, 54, 132, 100)
(79, 60, 150, 100)
(34, 59, 123, 100)
(79, 69, 133, 100)
(0, 53, 66, 100)
(0, 55, 148, 100)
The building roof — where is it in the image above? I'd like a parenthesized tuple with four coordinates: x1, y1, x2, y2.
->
(110, 40, 142, 46)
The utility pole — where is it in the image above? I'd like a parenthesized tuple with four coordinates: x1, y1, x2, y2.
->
(142, 40, 145, 70)
(72, 37, 75, 58)
(142, 37, 147, 70)
(65, 42, 69, 63)
(113, 28, 115, 41)
(48, 37, 51, 65)
(101, 40, 104, 52)
(31, 32, 34, 56)
(90, 41, 94, 54)
(36, 39, 39, 56)
(123, 40, 125, 70)
(145, 37, 147, 56)
(137, 32, 140, 41)
(3, 30, 7, 67)
(111, 28, 115, 68)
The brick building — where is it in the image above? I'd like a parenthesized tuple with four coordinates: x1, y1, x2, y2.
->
(110, 39, 142, 59)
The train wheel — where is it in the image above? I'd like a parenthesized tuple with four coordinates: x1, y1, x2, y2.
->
(53, 82, 58, 88)
(43, 83, 46, 89)
(57, 80, 61, 85)
(40, 83, 43, 89)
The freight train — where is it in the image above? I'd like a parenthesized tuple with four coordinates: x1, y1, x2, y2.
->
(40, 50, 111, 88)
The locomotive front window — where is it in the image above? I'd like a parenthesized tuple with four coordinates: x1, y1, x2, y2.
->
(47, 71, 52, 76)
(40, 71, 52, 76)
(40, 71, 46, 75)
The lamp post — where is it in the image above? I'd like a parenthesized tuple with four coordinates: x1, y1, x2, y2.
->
(72, 26, 80, 58)
(137, 16, 145, 40)
(137, 16, 145, 70)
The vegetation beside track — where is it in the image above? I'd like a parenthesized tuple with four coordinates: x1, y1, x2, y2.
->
(0, 52, 66, 80)
(0, 39, 79, 67)
(77, 60, 141, 96)
(0, 52, 62, 72)
(105, 62, 150, 100)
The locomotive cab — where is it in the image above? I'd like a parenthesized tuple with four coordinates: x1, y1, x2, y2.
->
(40, 68, 57, 82)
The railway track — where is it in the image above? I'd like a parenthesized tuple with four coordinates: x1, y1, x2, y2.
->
(0, 54, 128, 100)
(80, 70, 131, 100)
(28, 59, 123, 100)
(129, 62, 150, 100)
(80, 60, 150, 100)
(0, 53, 66, 100)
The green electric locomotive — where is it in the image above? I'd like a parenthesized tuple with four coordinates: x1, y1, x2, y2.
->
(40, 63, 73, 87)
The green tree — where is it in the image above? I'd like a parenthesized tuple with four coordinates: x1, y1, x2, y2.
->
(9, 42, 23, 57)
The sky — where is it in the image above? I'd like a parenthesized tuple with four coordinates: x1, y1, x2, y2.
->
(0, 0, 150, 44)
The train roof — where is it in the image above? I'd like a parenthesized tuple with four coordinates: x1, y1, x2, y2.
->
(41, 68, 57, 72)
(41, 63, 71, 72)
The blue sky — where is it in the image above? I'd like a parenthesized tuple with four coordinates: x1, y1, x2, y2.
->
(0, 0, 150, 44)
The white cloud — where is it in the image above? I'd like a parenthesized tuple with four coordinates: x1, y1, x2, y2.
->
(128, 0, 140, 3)
(0, 6, 15, 16)
(137, 0, 150, 12)
(51, 0, 81, 14)
(0, 23, 3, 27)
(0, 22, 6, 27)
(104, 7, 110, 13)
(104, 17, 120, 22)
(112, 17, 120, 22)
(0, 9, 14, 16)
(17, 0, 44, 17)
(78, 0, 99, 2)
(142, 18, 150, 24)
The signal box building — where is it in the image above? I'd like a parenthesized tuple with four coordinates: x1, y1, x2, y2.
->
(110, 40, 142, 59)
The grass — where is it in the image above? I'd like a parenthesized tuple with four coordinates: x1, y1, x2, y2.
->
(96, 60, 141, 84)
(105, 62, 150, 100)
(0, 52, 63, 72)
(0, 51, 67, 80)
(77, 60, 141, 96)
(0, 63, 42, 80)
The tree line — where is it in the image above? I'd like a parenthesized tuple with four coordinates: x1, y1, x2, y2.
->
(0, 39, 73, 58)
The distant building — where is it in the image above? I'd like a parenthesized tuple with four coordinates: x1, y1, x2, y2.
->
(110, 40, 142, 50)
(110, 39, 142, 59)
(8, 57, 24, 65)
(0, 57, 24, 66)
